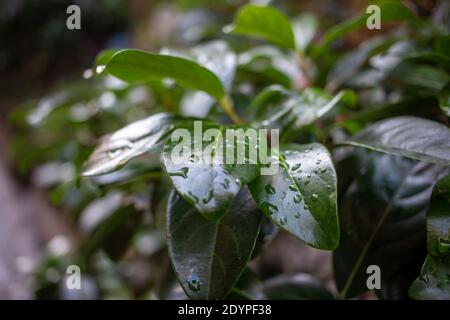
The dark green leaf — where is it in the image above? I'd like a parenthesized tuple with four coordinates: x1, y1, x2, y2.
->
(340, 116, 450, 167)
(82, 113, 175, 176)
(225, 4, 296, 50)
(249, 143, 339, 250)
(162, 41, 236, 92)
(334, 151, 448, 298)
(167, 188, 262, 300)
(410, 175, 450, 299)
(105, 49, 225, 99)
(162, 122, 260, 220)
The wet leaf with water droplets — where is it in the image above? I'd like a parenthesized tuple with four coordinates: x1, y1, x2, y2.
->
(167, 188, 262, 300)
(82, 113, 175, 176)
(249, 143, 339, 250)
(163, 122, 260, 220)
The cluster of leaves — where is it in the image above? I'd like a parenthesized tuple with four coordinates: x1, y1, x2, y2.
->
(13, 1, 450, 300)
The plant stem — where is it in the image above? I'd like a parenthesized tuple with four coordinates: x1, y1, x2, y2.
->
(338, 202, 393, 299)
(220, 96, 244, 124)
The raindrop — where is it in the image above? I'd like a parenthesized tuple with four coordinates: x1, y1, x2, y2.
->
(262, 202, 278, 215)
(316, 159, 322, 165)
(265, 184, 276, 195)
(187, 274, 201, 292)
(289, 184, 297, 191)
(279, 217, 287, 225)
(291, 164, 301, 171)
(169, 167, 189, 179)
(304, 149, 311, 153)
(293, 194, 302, 203)
(304, 204, 309, 210)
(203, 190, 213, 204)
(437, 238, 450, 253)
(108, 149, 121, 158)
(221, 178, 230, 189)
(311, 194, 319, 201)
(321, 167, 327, 173)
(294, 213, 301, 219)
(188, 192, 199, 204)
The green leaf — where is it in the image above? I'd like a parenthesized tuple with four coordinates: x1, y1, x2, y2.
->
(249, 143, 339, 250)
(340, 116, 450, 167)
(334, 151, 448, 298)
(257, 273, 334, 300)
(162, 41, 236, 92)
(225, 4, 296, 50)
(167, 188, 262, 300)
(386, 63, 449, 93)
(162, 122, 260, 220)
(94, 48, 121, 71)
(292, 14, 318, 52)
(440, 88, 450, 117)
(410, 175, 450, 299)
(82, 113, 175, 176)
(105, 49, 225, 99)
(237, 46, 299, 88)
(326, 35, 396, 92)
(252, 85, 354, 131)
(313, 1, 420, 57)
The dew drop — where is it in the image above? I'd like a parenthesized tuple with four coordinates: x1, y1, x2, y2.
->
(311, 194, 319, 201)
(316, 159, 322, 165)
(291, 164, 301, 171)
(108, 150, 121, 158)
(262, 202, 278, 215)
(294, 213, 301, 219)
(203, 190, 213, 204)
(221, 178, 230, 189)
(289, 184, 297, 191)
(265, 184, 276, 195)
(188, 191, 199, 204)
(304, 204, 309, 210)
(437, 238, 450, 253)
(187, 274, 201, 292)
(279, 217, 287, 225)
(169, 167, 189, 179)
(293, 194, 302, 203)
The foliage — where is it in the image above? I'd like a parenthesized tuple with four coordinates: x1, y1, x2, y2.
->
(12, 1, 450, 300)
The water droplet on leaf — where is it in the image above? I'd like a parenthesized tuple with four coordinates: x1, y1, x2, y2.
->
(265, 184, 276, 195)
(187, 274, 201, 292)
